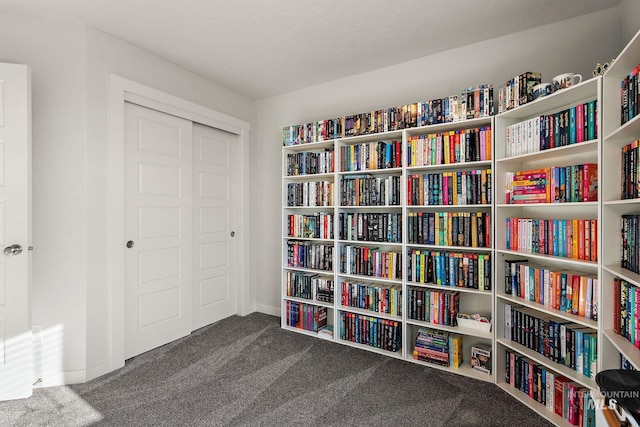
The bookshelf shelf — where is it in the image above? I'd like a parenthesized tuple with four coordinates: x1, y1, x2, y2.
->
(406, 318, 493, 340)
(496, 292, 598, 329)
(407, 281, 492, 295)
(337, 338, 405, 359)
(601, 26, 640, 376)
(410, 355, 494, 383)
(406, 159, 492, 172)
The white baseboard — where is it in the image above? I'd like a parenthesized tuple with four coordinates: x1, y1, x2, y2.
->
(255, 304, 280, 317)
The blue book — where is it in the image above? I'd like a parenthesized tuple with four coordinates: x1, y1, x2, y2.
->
(569, 106, 576, 144)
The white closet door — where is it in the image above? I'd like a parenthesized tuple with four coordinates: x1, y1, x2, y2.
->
(124, 102, 193, 359)
(192, 123, 237, 330)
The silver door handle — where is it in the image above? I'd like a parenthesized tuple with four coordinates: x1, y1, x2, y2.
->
(4, 244, 23, 256)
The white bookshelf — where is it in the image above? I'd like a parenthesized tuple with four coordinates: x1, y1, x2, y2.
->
(600, 27, 640, 371)
(493, 76, 602, 426)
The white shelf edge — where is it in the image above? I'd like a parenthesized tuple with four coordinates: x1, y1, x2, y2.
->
(337, 305, 402, 322)
(494, 249, 599, 269)
(407, 355, 494, 382)
(496, 293, 598, 329)
(406, 318, 492, 340)
(495, 139, 598, 163)
(407, 281, 492, 295)
(602, 329, 640, 370)
(602, 264, 640, 287)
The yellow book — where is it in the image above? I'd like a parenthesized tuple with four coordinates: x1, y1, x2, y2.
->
(452, 171, 458, 205)
(443, 132, 450, 164)
(471, 212, 479, 248)
(420, 251, 426, 283)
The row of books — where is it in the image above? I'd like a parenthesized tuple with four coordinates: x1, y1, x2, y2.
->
(338, 212, 402, 243)
(284, 301, 328, 333)
(286, 181, 333, 207)
(621, 139, 640, 199)
(504, 349, 597, 426)
(339, 245, 402, 280)
(285, 149, 334, 176)
(506, 164, 598, 205)
(284, 270, 334, 303)
(622, 214, 640, 274)
(504, 304, 598, 378)
(621, 63, 640, 125)
(339, 311, 401, 352)
(504, 100, 597, 157)
(407, 211, 491, 248)
(504, 259, 598, 321)
(287, 213, 334, 239)
(412, 327, 463, 368)
(281, 84, 495, 146)
(407, 249, 491, 290)
(613, 277, 640, 349)
(340, 281, 402, 316)
(339, 175, 401, 206)
(406, 126, 492, 167)
(497, 71, 541, 113)
(407, 168, 492, 206)
(505, 217, 598, 262)
(407, 289, 460, 326)
(340, 140, 401, 172)
(286, 241, 334, 271)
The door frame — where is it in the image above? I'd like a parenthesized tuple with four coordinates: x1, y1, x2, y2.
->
(108, 74, 251, 370)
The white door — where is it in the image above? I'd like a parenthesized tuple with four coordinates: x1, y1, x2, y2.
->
(0, 63, 32, 400)
(124, 103, 193, 359)
(192, 123, 237, 330)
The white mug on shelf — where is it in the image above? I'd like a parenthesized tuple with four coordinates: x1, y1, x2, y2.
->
(552, 73, 582, 91)
(531, 82, 553, 100)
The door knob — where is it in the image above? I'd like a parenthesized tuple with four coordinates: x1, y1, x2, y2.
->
(126, 240, 135, 249)
(4, 244, 23, 256)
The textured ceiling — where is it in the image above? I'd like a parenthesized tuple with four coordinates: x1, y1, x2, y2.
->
(0, 0, 621, 99)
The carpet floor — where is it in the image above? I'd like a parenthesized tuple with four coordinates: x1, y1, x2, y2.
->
(0, 312, 553, 426)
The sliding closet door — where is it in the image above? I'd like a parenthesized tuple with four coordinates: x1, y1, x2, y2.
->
(192, 123, 237, 330)
(124, 102, 193, 359)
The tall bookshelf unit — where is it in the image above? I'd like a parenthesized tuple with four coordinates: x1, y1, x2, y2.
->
(601, 29, 640, 372)
(403, 118, 494, 381)
(493, 77, 602, 426)
(282, 116, 497, 382)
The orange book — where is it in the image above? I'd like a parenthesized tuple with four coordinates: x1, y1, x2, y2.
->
(578, 275, 588, 317)
(572, 219, 579, 259)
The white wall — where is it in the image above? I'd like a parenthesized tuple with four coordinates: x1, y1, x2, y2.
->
(621, 0, 640, 46)
(253, 7, 624, 315)
(0, 13, 88, 384)
(0, 13, 256, 385)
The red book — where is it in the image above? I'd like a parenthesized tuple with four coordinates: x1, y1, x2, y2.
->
(590, 219, 598, 262)
(582, 163, 598, 202)
(554, 376, 572, 417)
(614, 278, 621, 334)
(576, 103, 584, 143)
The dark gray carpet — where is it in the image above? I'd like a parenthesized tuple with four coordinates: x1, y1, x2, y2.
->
(0, 312, 553, 426)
